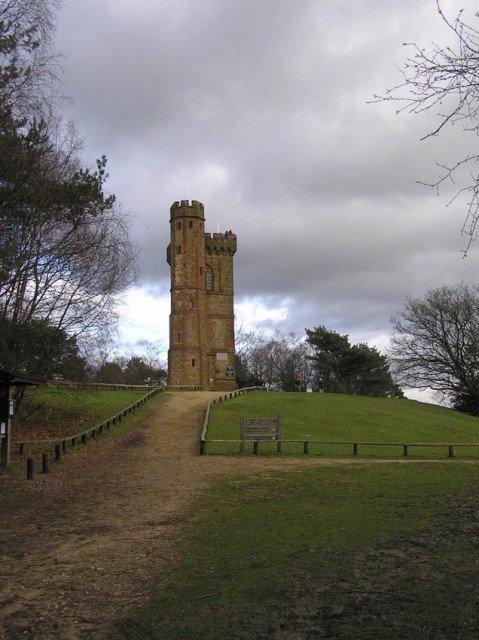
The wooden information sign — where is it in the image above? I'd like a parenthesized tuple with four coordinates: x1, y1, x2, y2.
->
(240, 416, 282, 452)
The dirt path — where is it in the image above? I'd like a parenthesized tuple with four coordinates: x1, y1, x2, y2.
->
(0, 391, 439, 640)
(0, 392, 321, 639)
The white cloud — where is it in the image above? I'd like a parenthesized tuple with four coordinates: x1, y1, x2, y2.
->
(116, 288, 170, 357)
(403, 387, 448, 406)
(235, 297, 291, 334)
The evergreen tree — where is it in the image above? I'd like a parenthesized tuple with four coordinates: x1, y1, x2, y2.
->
(306, 326, 402, 397)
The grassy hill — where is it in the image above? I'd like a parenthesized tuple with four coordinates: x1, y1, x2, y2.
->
(14, 384, 163, 440)
(206, 391, 479, 457)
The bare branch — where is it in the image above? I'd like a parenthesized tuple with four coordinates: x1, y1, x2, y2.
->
(373, 2, 479, 251)
(390, 283, 479, 411)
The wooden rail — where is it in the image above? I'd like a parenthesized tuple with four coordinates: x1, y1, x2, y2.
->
(15, 387, 162, 468)
(52, 381, 161, 391)
(210, 386, 276, 405)
(201, 438, 479, 457)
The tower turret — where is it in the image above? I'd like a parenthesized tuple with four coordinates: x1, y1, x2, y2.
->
(167, 200, 207, 388)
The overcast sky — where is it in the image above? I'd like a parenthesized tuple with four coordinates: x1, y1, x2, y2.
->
(56, 0, 478, 366)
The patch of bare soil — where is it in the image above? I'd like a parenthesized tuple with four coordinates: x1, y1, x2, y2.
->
(266, 493, 479, 640)
(15, 397, 101, 440)
(16, 409, 100, 441)
(0, 392, 340, 640)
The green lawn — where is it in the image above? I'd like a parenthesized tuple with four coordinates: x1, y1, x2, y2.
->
(26, 384, 150, 413)
(12, 384, 167, 444)
(117, 462, 479, 640)
(205, 391, 479, 457)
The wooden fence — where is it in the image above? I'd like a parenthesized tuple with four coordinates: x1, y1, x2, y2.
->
(200, 389, 479, 458)
(201, 438, 479, 457)
(15, 387, 162, 475)
(52, 381, 162, 391)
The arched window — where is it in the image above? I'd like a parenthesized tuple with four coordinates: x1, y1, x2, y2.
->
(206, 266, 213, 291)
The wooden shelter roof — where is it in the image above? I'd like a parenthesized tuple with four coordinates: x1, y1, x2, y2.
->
(0, 370, 44, 387)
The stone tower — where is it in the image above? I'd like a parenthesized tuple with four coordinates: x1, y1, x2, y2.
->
(167, 200, 237, 390)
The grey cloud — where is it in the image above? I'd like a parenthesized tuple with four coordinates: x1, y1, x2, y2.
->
(55, 0, 476, 349)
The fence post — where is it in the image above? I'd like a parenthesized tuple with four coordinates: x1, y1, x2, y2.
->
(448, 445, 454, 458)
(304, 440, 309, 455)
(253, 441, 258, 455)
(55, 444, 61, 460)
(352, 443, 358, 456)
(200, 440, 206, 455)
(403, 445, 408, 457)
(42, 453, 49, 474)
(27, 458, 34, 480)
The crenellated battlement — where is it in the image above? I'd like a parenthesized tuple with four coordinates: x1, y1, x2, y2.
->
(205, 232, 237, 255)
(170, 199, 205, 219)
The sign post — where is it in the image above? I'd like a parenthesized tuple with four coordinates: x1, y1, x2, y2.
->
(240, 416, 282, 453)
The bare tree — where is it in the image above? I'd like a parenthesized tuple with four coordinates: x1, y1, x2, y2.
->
(235, 327, 313, 390)
(390, 283, 479, 412)
(0, 0, 62, 119)
(375, 1, 479, 253)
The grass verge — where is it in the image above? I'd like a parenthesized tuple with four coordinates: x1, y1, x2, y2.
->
(15, 385, 163, 439)
(117, 461, 479, 640)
